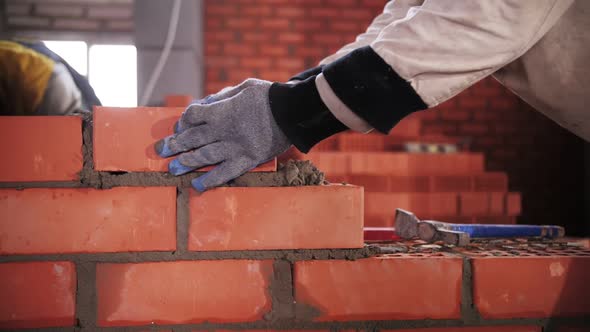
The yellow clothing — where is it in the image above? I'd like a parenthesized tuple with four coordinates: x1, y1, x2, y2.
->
(0, 41, 54, 115)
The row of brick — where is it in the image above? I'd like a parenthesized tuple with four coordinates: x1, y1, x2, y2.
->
(363, 192, 521, 227)
(330, 173, 508, 193)
(0, 185, 363, 254)
(0, 111, 277, 182)
(307, 151, 485, 176)
(2, 253, 589, 328)
(314, 132, 464, 153)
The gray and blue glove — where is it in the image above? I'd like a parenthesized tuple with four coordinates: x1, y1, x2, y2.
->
(155, 79, 292, 192)
(155, 75, 349, 191)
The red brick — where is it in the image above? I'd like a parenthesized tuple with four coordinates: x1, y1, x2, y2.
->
(440, 108, 471, 121)
(224, 43, 257, 56)
(338, 133, 385, 152)
(392, 114, 422, 136)
(189, 185, 363, 250)
(0, 116, 82, 182)
(0, 187, 176, 254)
(259, 45, 289, 56)
(277, 33, 305, 44)
(489, 192, 505, 215)
(295, 256, 462, 320)
(242, 5, 273, 16)
(507, 192, 522, 216)
(459, 192, 489, 216)
(225, 18, 257, 29)
(383, 327, 540, 332)
(293, 20, 323, 31)
(393, 176, 430, 192)
(309, 8, 340, 18)
(276, 6, 305, 17)
(347, 174, 389, 192)
(241, 57, 271, 68)
(348, 153, 485, 176)
(93, 107, 276, 172)
(97, 260, 272, 326)
(473, 256, 590, 318)
(311, 135, 339, 151)
(164, 94, 193, 107)
(366, 193, 457, 219)
(341, 8, 373, 19)
(260, 18, 290, 29)
(458, 97, 487, 109)
(460, 123, 489, 135)
(276, 58, 305, 70)
(311, 34, 345, 46)
(431, 176, 473, 192)
(474, 172, 508, 191)
(330, 22, 361, 32)
(307, 152, 349, 175)
(0, 262, 76, 329)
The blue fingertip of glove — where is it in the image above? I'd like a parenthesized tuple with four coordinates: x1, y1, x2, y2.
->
(173, 121, 182, 134)
(168, 159, 195, 176)
(191, 175, 208, 192)
(154, 138, 176, 158)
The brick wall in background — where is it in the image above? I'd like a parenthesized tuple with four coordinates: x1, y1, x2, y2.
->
(2, 0, 133, 33)
(204, 0, 586, 235)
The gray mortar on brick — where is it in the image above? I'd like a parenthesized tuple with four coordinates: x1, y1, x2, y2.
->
(75, 262, 96, 329)
(0, 246, 380, 264)
(176, 187, 190, 253)
(461, 257, 479, 324)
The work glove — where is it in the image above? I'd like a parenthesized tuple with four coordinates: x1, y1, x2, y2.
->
(155, 75, 348, 192)
(154, 79, 291, 192)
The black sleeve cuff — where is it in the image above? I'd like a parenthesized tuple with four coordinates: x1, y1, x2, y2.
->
(269, 76, 348, 153)
(323, 46, 427, 133)
(289, 65, 325, 82)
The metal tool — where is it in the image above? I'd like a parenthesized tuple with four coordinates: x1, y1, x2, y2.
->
(394, 209, 565, 246)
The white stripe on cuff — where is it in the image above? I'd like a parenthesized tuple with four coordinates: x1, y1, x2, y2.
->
(315, 73, 373, 133)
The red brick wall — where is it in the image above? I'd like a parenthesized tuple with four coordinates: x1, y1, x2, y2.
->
(1, 109, 589, 330)
(204, 0, 585, 234)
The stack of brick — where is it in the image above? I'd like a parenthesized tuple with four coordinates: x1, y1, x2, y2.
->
(306, 113, 522, 227)
(0, 108, 588, 331)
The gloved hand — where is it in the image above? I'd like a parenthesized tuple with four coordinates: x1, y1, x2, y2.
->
(155, 79, 292, 192)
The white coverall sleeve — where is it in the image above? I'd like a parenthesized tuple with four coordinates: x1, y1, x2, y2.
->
(319, 0, 425, 66)
(318, 0, 573, 134)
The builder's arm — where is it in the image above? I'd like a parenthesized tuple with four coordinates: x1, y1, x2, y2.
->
(156, 0, 572, 191)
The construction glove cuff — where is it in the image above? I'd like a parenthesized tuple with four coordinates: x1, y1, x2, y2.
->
(269, 76, 348, 153)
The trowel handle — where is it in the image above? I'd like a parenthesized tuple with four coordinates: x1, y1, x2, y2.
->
(445, 224, 565, 239)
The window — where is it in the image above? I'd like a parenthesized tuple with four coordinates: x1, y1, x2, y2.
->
(89, 45, 137, 107)
(43, 41, 137, 107)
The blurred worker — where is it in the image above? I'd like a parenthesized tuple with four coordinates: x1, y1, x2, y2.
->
(156, 0, 588, 192)
(0, 40, 100, 115)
